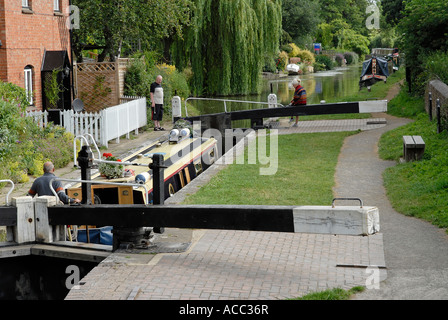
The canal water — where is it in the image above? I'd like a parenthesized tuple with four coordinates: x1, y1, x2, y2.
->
(187, 64, 362, 116)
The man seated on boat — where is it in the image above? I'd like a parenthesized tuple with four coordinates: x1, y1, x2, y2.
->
(290, 78, 307, 127)
(28, 161, 81, 205)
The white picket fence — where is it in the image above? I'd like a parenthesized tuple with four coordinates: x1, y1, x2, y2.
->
(26, 97, 147, 148)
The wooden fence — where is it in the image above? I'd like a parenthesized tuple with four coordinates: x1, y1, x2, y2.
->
(73, 59, 130, 112)
(25, 97, 147, 147)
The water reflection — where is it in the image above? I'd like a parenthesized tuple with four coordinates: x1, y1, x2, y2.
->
(186, 64, 362, 121)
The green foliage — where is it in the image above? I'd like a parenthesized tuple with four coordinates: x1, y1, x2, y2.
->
(44, 68, 64, 107)
(72, 0, 193, 62)
(282, 0, 321, 46)
(0, 81, 29, 108)
(386, 84, 425, 119)
(398, 0, 448, 93)
(124, 57, 190, 106)
(314, 55, 335, 71)
(343, 52, 359, 65)
(0, 82, 73, 185)
(379, 86, 448, 232)
(341, 29, 370, 58)
(414, 51, 448, 95)
(172, 0, 282, 96)
(291, 286, 365, 300)
(379, 112, 448, 230)
(124, 58, 152, 98)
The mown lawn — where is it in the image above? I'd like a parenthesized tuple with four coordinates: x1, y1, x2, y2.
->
(183, 131, 356, 206)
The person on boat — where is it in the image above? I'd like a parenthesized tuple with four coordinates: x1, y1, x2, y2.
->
(150, 75, 165, 131)
(28, 161, 81, 205)
(290, 78, 307, 127)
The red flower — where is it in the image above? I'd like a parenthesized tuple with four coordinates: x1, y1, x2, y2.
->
(102, 152, 113, 158)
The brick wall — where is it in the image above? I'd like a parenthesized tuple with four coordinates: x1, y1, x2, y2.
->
(0, 0, 70, 110)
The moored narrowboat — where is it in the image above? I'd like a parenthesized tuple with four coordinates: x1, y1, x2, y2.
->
(66, 125, 218, 205)
(359, 56, 390, 89)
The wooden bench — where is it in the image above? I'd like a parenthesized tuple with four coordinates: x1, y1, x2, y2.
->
(403, 135, 425, 162)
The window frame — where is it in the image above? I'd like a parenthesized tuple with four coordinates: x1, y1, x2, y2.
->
(24, 66, 33, 106)
(54, 0, 61, 12)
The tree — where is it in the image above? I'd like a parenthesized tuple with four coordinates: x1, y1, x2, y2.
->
(282, 0, 321, 47)
(72, 0, 193, 62)
(398, 0, 448, 89)
(172, 0, 282, 96)
(381, 0, 404, 26)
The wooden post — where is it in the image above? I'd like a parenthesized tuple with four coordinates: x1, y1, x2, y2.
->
(11, 197, 35, 243)
(35, 196, 64, 243)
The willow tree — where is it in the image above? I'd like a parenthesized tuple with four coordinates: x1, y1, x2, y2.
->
(173, 0, 282, 96)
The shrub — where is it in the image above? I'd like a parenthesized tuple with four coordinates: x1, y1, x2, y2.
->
(314, 55, 334, 70)
(288, 43, 301, 58)
(0, 82, 74, 185)
(296, 49, 315, 65)
(276, 51, 289, 71)
(335, 54, 345, 66)
(344, 52, 359, 65)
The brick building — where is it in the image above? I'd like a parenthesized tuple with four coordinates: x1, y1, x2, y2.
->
(0, 0, 71, 111)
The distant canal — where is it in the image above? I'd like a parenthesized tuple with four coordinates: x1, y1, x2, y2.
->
(187, 64, 363, 116)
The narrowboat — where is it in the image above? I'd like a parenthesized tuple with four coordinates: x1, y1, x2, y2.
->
(66, 123, 218, 205)
(359, 56, 390, 89)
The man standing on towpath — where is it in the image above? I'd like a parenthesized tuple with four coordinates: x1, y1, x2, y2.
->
(150, 75, 165, 131)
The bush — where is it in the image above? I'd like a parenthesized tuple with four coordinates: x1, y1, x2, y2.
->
(296, 49, 315, 65)
(287, 43, 301, 58)
(0, 81, 74, 185)
(344, 52, 359, 65)
(335, 54, 345, 66)
(276, 51, 289, 71)
(124, 58, 190, 107)
(314, 55, 334, 71)
(414, 50, 448, 95)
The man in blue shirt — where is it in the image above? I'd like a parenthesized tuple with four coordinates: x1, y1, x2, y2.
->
(28, 162, 80, 205)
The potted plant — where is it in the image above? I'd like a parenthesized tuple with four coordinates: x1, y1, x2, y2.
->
(98, 153, 124, 179)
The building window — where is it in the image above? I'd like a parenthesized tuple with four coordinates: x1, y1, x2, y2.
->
(24, 66, 33, 105)
(54, 0, 60, 12)
(22, 0, 29, 8)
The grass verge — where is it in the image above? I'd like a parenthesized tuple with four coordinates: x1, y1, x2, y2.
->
(379, 87, 448, 232)
(183, 131, 356, 206)
(290, 286, 365, 300)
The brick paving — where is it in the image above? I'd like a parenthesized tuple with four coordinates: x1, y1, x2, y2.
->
(66, 231, 386, 300)
(65, 117, 388, 300)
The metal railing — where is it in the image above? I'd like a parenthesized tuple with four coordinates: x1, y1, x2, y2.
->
(0, 180, 14, 206)
(184, 97, 284, 117)
(73, 133, 101, 167)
